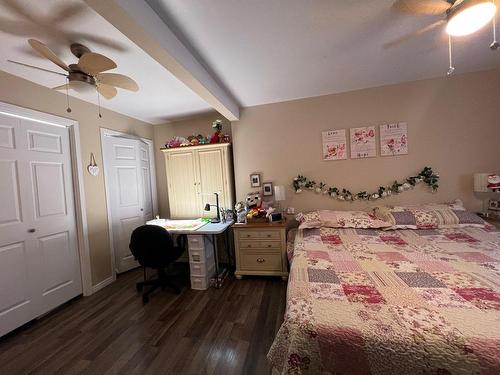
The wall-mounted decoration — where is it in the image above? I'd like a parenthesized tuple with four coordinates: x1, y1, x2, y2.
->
(380, 122, 408, 156)
(263, 182, 274, 196)
(322, 129, 347, 161)
(87, 152, 99, 176)
(350, 126, 376, 159)
(292, 166, 439, 201)
(250, 173, 261, 188)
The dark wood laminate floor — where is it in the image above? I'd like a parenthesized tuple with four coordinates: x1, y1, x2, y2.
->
(0, 269, 287, 375)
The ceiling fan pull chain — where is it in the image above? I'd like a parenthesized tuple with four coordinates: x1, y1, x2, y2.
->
(491, 5, 499, 50)
(97, 88, 102, 118)
(447, 35, 455, 76)
(65, 77, 72, 113)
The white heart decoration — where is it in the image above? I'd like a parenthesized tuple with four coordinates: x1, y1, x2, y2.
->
(88, 165, 99, 176)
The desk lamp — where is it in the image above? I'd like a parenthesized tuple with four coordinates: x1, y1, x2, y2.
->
(204, 192, 221, 223)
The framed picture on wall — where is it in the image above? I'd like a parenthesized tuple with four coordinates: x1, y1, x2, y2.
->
(250, 173, 261, 187)
(263, 182, 273, 196)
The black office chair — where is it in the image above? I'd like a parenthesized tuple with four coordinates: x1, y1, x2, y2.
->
(129, 225, 186, 303)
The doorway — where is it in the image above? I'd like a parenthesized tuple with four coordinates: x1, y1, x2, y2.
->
(100, 128, 158, 274)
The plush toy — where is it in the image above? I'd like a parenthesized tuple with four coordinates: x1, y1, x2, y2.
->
(235, 201, 247, 223)
(488, 174, 500, 192)
(210, 119, 223, 144)
(246, 191, 267, 218)
(166, 136, 188, 148)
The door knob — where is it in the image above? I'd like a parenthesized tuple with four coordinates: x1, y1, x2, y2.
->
(140, 208, 144, 211)
(28, 228, 36, 233)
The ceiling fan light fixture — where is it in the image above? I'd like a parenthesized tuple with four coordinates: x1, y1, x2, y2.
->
(446, 0, 497, 36)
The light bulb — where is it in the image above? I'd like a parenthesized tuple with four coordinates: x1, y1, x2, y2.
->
(446, 1, 497, 37)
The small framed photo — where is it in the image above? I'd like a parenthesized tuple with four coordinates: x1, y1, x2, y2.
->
(263, 182, 273, 196)
(250, 173, 261, 188)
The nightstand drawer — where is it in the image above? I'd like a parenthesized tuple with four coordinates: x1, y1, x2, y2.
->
(240, 252, 282, 271)
(239, 241, 282, 251)
(238, 230, 281, 240)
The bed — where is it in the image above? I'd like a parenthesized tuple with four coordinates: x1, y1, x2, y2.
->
(268, 223, 500, 374)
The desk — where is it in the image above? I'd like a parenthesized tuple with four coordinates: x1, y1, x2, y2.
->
(147, 219, 234, 288)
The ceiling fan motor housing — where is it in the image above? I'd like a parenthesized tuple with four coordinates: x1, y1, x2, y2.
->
(68, 70, 96, 86)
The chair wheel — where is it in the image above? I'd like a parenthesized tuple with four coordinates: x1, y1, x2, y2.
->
(142, 295, 149, 304)
(136, 284, 143, 292)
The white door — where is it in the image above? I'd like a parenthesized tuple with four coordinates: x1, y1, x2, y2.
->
(0, 113, 82, 337)
(103, 135, 153, 273)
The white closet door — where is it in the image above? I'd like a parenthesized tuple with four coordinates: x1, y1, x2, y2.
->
(103, 135, 153, 273)
(165, 149, 201, 218)
(0, 113, 81, 337)
(139, 142, 153, 222)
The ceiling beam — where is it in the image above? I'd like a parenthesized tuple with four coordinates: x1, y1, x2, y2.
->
(84, 0, 239, 121)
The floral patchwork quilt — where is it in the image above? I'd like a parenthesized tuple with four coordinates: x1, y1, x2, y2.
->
(268, 226, 500, 374)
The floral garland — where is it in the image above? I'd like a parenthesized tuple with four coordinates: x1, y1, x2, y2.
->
(292, 167, 439, 201)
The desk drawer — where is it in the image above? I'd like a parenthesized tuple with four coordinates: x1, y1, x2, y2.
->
(238, 230, 280, 240)
(240, 252, 282, 271)
(239, 241, 281, 251)
(187, 235, 205, 250)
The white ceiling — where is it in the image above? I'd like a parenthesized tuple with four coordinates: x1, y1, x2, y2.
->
(0, 0, 212, 124)
(148, 0, 500, 107)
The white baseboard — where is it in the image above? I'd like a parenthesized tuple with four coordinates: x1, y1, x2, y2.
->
(91, 275, 115, 294)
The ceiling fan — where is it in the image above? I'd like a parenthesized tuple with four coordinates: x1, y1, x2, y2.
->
(8, 39, 138, 115)
(390, 0, 498, 74)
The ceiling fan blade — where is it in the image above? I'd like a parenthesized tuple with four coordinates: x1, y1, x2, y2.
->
(96, 73, 139, 91)
(392, 0, 451, 15)
(28, 39, 69, 72)
(7, 60, 68, 76)
(53, 81, 93, 93)
(78, 52, 117, 75)
(384, 19, 446, 48)
(97, 84, 118, 99)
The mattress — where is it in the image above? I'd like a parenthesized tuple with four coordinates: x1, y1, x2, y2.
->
(268, 225, 500, 374)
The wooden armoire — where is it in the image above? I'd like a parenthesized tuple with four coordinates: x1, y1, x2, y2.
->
(162, 143, 234, 219)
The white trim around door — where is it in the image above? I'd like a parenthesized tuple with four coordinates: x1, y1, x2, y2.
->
(0, 101, 92, 297)
(99, 127, 158, 277)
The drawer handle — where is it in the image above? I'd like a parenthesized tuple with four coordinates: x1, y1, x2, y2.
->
(267, 244, 272, 248)
(247, 244, 252, 248)
(266, 234, 271, 238)
(257, 258, 265, 263)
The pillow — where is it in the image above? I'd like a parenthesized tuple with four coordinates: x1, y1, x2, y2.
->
(295, 211, 322, 229)
(373, 205, 486, 230)
(389, 199, 465, 212)
(297, 210, 392, 229)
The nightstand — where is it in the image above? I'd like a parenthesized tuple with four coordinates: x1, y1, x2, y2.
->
(233, 220, 288, 280)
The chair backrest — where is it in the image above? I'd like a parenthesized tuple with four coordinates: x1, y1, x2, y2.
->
(129, 225, 177, 268)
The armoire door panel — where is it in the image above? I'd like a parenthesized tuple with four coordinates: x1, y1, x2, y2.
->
(197, 148, 226, 214)
(0, 160, 22, 226)
(166, 150, 200, 218)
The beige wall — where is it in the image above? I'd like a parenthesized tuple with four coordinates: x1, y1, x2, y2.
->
(0, 71, 153, 286)
(232, 69, 500, 214)
(153, 113, 231, 217)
